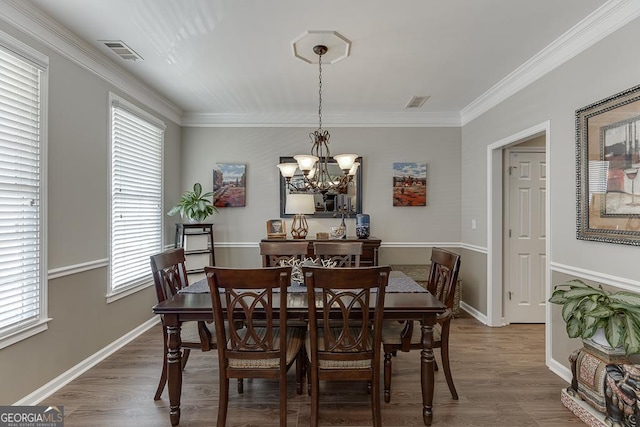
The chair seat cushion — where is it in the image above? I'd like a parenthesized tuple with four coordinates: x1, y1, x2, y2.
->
(228, 326, 304, 369)
(307, 327, 374, 370)
(381, 320, 442, 345)
(181, 320, 215, 344)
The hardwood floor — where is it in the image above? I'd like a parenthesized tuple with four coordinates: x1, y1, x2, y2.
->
(42, 313, 583, 426)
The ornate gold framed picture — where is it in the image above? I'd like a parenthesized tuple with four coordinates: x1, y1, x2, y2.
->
(576, 84, 640, 245)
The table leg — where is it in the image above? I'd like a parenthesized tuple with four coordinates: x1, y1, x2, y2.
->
(420, 320, 435, 426)
(166, 319, 183, 426)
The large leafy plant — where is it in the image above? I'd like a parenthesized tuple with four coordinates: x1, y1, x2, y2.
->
(167, 182, 217, 222)
(549, 279, 640, 355)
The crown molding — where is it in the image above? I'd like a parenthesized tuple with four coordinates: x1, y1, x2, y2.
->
(0, 0, 183, 124)
(181, 111, 462, 127)
(460, 0, 640, 126)
(3, 1, 636, 129)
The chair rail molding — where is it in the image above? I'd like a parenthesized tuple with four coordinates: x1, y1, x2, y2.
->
(214, 241, 468, 249)
(48, 258, 109, 280)
(380, 241, 461, 248)
(550, 262, 640, 293)
(460, 243, 488, 254)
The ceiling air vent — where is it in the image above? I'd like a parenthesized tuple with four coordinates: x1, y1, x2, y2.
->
(100, 40, 143, 61)
(405, 95, 430, 109)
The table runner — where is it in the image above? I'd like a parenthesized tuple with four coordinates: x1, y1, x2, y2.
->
(180, 272, 427, 294)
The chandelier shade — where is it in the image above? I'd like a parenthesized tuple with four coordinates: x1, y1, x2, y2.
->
(293, 155, 319, 173)
(334, 154, 358, 172)
(277, 163, 298, 179)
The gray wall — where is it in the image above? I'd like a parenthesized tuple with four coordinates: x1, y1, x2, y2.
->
(180, 126, 463, 262)
(460, 18, 640, 368)
(0, 22, 181, 403)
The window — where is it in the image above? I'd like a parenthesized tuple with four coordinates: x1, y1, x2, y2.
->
(0, 33, 48, 347)
(109, 95, 164, 298)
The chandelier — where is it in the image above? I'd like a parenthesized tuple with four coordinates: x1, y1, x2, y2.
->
(278, 44, 359, 197)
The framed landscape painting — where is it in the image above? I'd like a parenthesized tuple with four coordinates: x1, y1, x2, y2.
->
(393, 162, 427, 206)
(213, 163, 246, 208)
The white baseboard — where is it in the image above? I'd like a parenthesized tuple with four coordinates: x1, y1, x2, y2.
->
(14, 317, 160, 405)
(460, 301, 487, 325)
(547, 357, 572, 384)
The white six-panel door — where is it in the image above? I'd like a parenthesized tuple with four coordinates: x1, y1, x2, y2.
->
(505, 150, 546, 323)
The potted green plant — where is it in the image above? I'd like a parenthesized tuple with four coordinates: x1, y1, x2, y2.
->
(549, 279, 640, 356)
(167, 182, 217, 223)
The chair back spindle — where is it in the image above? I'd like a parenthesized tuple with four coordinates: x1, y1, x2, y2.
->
(312, 241, 363, 267)
(260, 241, 309, 267)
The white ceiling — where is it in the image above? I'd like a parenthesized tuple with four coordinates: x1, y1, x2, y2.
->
(20, 0, 620, 126)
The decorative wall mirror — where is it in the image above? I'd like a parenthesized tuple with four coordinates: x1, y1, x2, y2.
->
(576, 84, 640, 246)
(279, 156, 363, 218)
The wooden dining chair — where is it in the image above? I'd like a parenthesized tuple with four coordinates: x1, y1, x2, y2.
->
(260, 241, 309, 267)
(381, 247, 461, 403)
(205, 266, 305, 427)
(302, 265, 391, 427)
(150, 248, 215, 401)
(312, 241, 363, 267)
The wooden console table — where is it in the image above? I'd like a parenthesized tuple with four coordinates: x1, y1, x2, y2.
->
(260, 236, 381, 266)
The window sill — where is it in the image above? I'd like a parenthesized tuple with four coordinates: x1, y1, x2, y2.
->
(106, 280, 153, 304)
(0, 319, 51, 351)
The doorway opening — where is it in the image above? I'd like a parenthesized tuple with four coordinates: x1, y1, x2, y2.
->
(486, 121, 550, 330)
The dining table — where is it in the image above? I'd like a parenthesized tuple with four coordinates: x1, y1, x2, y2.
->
(152, 270, 446, 426)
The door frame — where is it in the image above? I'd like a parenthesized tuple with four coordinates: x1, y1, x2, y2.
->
(486, 121, 551, 352)
(503, 146, 546, 324)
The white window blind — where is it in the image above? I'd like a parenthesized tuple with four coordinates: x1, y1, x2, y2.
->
(110, 98, 164, 295)
(0, 48, 43, 338)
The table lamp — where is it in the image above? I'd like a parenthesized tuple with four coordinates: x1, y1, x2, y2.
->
(286, 194, 315, 239)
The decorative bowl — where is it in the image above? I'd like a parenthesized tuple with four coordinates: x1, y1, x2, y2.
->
(329, 226, 346, 239)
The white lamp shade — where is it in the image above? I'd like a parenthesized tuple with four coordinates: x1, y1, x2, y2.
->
(285, 193, 316, 215)
(294, 155, 319, 172)
(348, 162, 360, 176)
(277, 163, 298, 178)
(334, 154, 358, 171)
